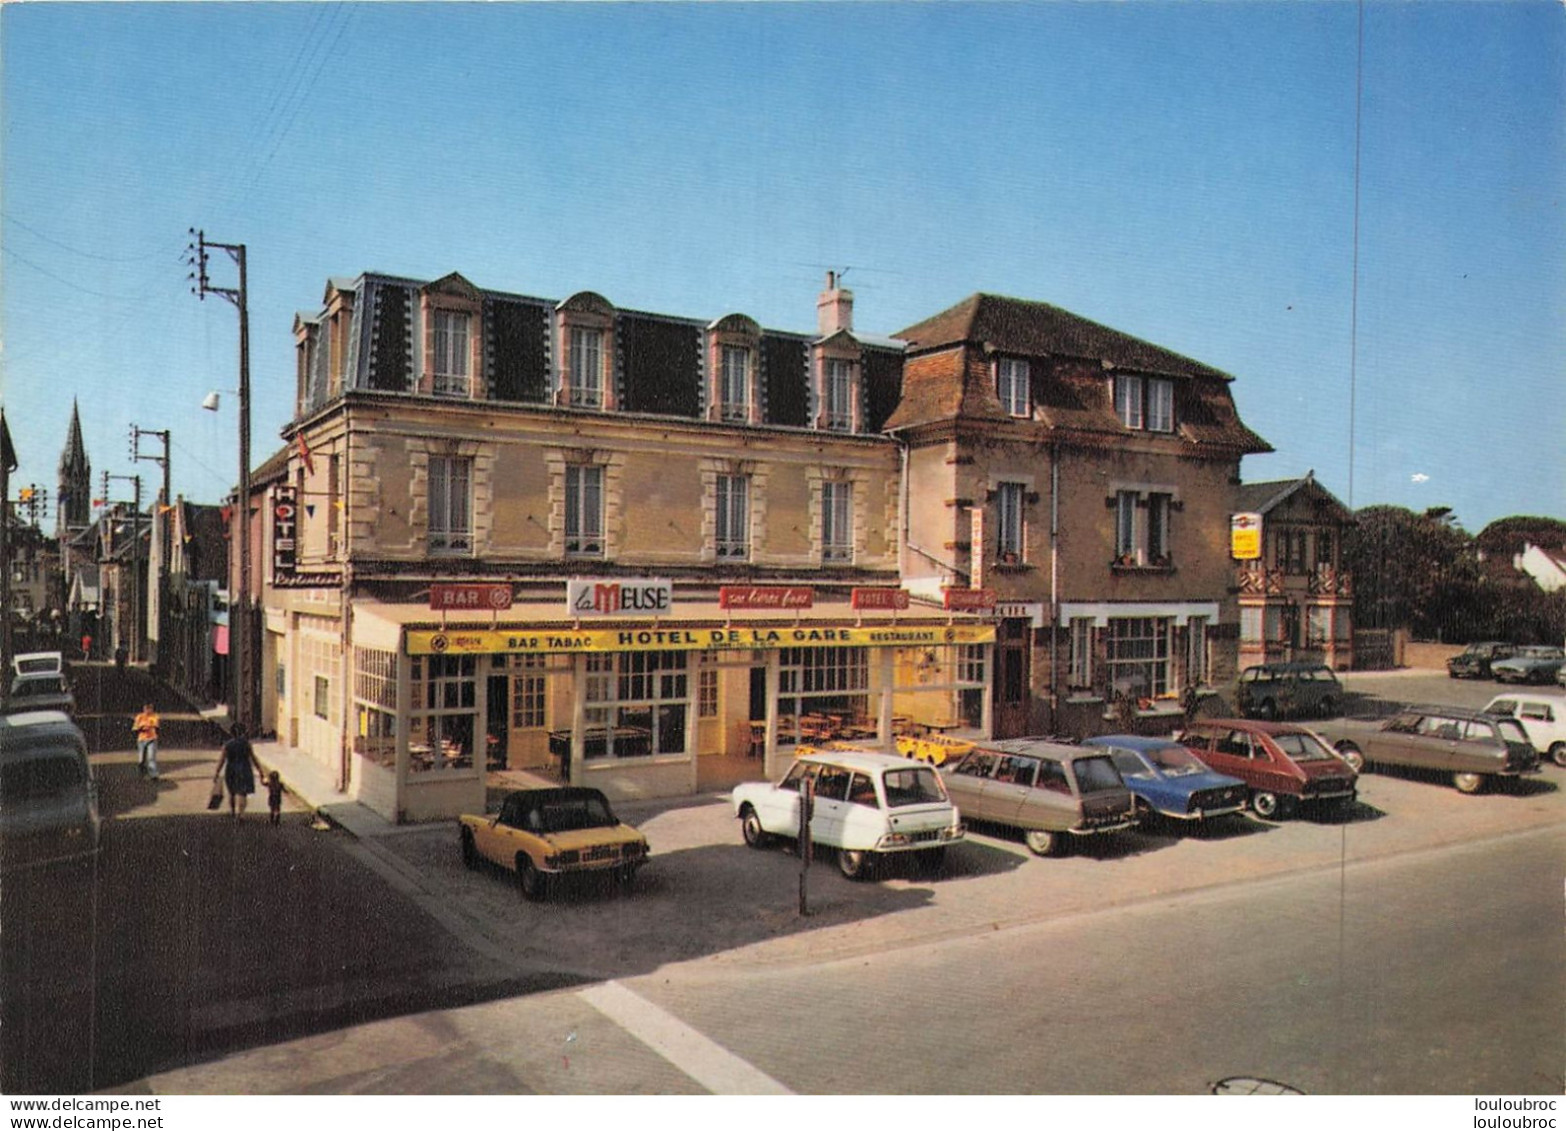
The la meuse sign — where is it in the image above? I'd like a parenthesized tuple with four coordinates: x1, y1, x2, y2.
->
(408, 622, 996, 657)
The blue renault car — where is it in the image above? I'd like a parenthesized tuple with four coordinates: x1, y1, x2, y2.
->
(1081, 735, 1248, 824)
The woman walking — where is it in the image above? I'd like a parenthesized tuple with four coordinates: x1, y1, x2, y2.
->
(213, 723, 265, 818)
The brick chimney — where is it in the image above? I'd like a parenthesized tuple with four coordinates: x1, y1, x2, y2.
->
(816, 271, 854, 337)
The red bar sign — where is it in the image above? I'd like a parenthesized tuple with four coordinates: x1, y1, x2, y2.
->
(943, 588, 997, 611)
(851, 587, 910, 611)
(719, 586, 815, 610)
(430, 583, 514, 611)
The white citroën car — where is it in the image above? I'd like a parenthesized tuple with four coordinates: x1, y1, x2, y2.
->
(732, 748, 965, 879)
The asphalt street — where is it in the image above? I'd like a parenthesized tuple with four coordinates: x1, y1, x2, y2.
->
(4, 665, 1561, 1094)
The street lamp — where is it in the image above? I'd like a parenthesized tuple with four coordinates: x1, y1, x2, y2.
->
(187, 229, 253, 732)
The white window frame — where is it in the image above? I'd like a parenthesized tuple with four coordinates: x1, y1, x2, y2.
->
(821, 480, 853, 564)
(1147, 492, 1172, 563)
(565, 464, 604, 558)
(720, 346, 750, 423)
(997, 357, 1030, 417)
(1115, 490, 1138, 560)
(510, 654, 546, 731)
(824, 358, 854, 432)
(583, 650, 690, 759)
(569, 326, 605, 408)
(1105, 616, 1173, 699)
(427, 455, 473, 556)
(1146, 377, 1174, 432)
(997, 482, 1025, 562)
(1069, 618, 1095, 690)
(715, 473, 750, 561)
(1114, 375, 1144, 430)
(431, 310, 471, 397)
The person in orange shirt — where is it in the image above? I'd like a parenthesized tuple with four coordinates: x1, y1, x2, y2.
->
(132, 703, 160, 781)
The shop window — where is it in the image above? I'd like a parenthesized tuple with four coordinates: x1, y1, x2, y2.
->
(583, 651, 689, 758)
(1105, 616, 1171, 699)
(428, 455, 473, 556)
(511, 654, 545, 730)
(410, 654, 477, 773)
(776, 647, 869, 744)
(698, 666, 718, 719)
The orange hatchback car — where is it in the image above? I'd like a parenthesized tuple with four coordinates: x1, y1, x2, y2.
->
(1177, 718, 1358, 820)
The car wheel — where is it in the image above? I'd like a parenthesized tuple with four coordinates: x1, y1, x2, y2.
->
(739, 805, 770, 849)
(1335, 742, 1365, 773)
(1453, 772, 1486, 795)
(1253, 699, 1276, 720)
(836, 848, 875, 880)
(614, 864, 638, 888)
(1023, 828, 1059, 857)
(1318, 696, 1338, 719)
(1251, 790, 1281, 819)
(517, 853, 546, 901)
(1549, 742, 1566, 769)
(460, 828, 479, 870)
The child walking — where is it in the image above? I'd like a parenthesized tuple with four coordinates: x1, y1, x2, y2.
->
(266, 770, 285, 825)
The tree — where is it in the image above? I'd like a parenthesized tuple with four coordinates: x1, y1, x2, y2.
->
(1347, 505, 1483, 641)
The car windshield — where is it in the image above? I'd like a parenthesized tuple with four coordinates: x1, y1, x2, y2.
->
(882, 766, 947, 808)
(1071, 755, 1124, 794)
(1108, 751, 1154, 780)
(0, 753, 85, 802)
(1271, 731, 1337, 762)
(533, 796, 618, 833)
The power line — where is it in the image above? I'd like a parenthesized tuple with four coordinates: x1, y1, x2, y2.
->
(1, 211, 176, 264)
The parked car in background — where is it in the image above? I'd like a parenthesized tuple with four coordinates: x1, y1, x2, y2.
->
(1491, 646, 1566, 686)
(1177, 719, 1358, 819)
(459, 787, 649, 900)
(733, 748, 964, 878)
(11, 651, 64, 679)
(1447, 642, 1517, 680)
(1483, 692, 1566, 768)
(1234, 662, 1344, 720)
(1080, 735, 1249, 825)
(939, 739, 1137, 856)
(1318, 705, 1539, 794)
(1, 710, 100, 873)
(4, 673, 76, 717)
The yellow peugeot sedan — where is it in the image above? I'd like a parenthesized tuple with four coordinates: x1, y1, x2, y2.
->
(459, 787, 649, 901)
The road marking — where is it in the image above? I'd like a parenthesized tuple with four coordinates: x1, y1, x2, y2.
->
(581, 980, 792, 1095)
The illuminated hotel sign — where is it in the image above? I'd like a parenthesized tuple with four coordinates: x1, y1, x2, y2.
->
(409, 622, 996, 657)
(272, 485, 298, 578)
(851, 587, 910, 611)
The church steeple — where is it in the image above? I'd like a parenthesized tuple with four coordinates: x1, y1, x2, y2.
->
(57, 400, 91, 535)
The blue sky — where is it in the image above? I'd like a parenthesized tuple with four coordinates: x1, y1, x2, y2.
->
(3, 1, 1561, 532)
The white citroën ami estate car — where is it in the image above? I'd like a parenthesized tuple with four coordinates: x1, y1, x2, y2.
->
(732, 748, 965, 879)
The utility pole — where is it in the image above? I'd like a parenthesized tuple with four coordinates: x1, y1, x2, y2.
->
(104, 472, 143, 662)
(1, 410, 16, 676)
(186, 229, 253, 732)
(132, 425, 171, 670)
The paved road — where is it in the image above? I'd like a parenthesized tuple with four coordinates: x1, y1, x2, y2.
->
(129, 822, 1565, 1095)
(8, 663, 1561, 1094)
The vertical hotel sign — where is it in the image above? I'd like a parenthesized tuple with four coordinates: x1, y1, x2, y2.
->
(1231, 512, 1262, 561)
(272, 485, 298, 580)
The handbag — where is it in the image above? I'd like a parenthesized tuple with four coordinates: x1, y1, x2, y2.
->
(207, 779, 225, 810)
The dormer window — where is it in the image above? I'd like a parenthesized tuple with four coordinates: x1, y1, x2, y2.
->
(824, 358, 855, 431)
(431, 310, 471, 397)
(1114, 374, 1175, 433)
(720, 346, 751, 423)
(569, 326, 605, 408)
(997, 357, 1031, 417)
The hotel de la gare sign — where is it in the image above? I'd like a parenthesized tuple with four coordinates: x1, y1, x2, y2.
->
(408, 580, 995, 657)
